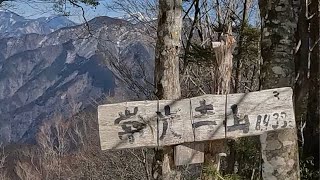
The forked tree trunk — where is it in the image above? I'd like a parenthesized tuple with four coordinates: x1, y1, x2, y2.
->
(259, 0, 300, 179)
(152, 0, 182, 179)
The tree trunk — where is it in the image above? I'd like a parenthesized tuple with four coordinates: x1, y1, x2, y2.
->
(154, 0, 182, 100)
(152, 0, 182, 179)
(294, 0, 310, 148)
(304, 0, 319, 169)
(259, 0, 300, 179)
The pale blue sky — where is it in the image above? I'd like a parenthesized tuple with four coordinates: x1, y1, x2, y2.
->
(4, 0, 122, 23)
(2, 0, 259, 25)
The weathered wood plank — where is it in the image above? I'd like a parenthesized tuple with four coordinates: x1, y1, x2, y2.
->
(190, 95, 226, 141)
(98, 87, 296, 150)
(226, 87, 295, 138)
(174, 95, 226, 165)
(157, 99, 194, 146)
(174, 142, 204, 166)
(98, 101, 158, 150)
(175, 95, 226, 165)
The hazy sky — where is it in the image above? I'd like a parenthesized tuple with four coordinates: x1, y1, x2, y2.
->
(2, 0, 259, 25)
(4, 0, 122, 23)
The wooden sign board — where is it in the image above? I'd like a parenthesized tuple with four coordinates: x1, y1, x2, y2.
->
(157, 99, 194, 146)
(174, 87, 295, 165)
(173, 94, 226, 166)
(98, 101, 158, 150)
(190, 94, 226, 141)
(226, 87, 295, 138)
(98, 87, 295, 153)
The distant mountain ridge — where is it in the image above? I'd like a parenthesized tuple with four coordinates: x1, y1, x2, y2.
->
(0, 14, 155, 144)
(0, 10, 76, 37)
(120, 12, 157, 24)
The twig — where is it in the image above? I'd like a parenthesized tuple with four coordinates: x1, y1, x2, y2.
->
(310, 37, 320, 52)
(67, 0, 92, 36)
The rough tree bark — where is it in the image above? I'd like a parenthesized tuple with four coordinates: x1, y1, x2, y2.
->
(304, 0, 319, 169)
(152, 0, 182, 179)
(259, 0, 300, 179)
(294, 0, 310, 150)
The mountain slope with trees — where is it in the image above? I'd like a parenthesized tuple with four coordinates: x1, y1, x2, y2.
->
(0, 14, 155, 145)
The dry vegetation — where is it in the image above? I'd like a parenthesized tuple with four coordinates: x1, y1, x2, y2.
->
(0, 107, 156, 179)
